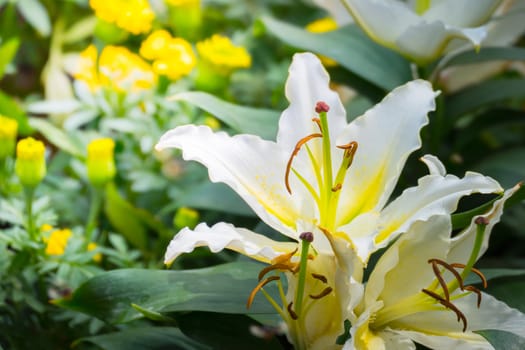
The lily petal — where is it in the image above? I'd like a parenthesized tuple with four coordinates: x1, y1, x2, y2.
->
(422, 0, 501, 27)
(420, 154, 446, 176)
(335, 79, 437, 227)
(374, 172, 502, 246)
(156, 125, 304, 238)
(393, 328, 491, 350)
(164, 222, 297, 265)
(277, 52, 347, 170)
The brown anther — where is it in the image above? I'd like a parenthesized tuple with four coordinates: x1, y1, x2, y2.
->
(315, 101, 330, 113)
(331, 183, 342, 192)
(271, 248, 298, 265)
(450, 263, 488, 288)
(258, 263, 297, 281)
(312, 273, 328, 284)
(311, 117, 322, 132)
(337, 141, 358, 168)
(429, 258, 465, 295)
(428, 259, 451, 302)
(475, 216, 489, 226)
(422, 289, 468, 332)
(285, 133, 323, 194)
(247, 276, 280, 309)
(287, 302, 298, 320)
(309, 287, 333, 299)
(464, 285, 483, 308)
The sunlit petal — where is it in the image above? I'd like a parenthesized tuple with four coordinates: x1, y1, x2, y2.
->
(164, 222, 297, 265)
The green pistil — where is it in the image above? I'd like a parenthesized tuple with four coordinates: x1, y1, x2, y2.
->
(319, 110, 334, 224)
(415, 0, 431, 14)
(294, 232, 313, 318)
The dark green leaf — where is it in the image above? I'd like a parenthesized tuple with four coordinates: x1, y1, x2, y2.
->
(173, 92, 280, 140)
(178, 312, 284, 350)
(75, 326, 210, 350)
(475, 148, 525, 188)
(447, 79, 525, 118)
(56, 262, 279, 324)
(444, 47, 525, 67)
(478, 330, 525, 350)
(262, 17, 411, 91)
(484, 276, 525, 312)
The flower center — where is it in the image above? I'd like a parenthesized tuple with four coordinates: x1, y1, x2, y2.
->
(284, 101, 358, 233)
(370, 217, 490, 332)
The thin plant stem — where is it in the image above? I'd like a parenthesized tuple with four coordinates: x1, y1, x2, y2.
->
(85, 185, 104, 246)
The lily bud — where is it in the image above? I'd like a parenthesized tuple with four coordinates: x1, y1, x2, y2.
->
(87, 138, 116, 186)
(15, 137, 46, 188)
(0, 115, 18, 160)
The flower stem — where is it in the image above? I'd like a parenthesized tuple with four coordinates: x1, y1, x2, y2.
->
(85, 185, 104, 245)
(24, 187, 36, 240)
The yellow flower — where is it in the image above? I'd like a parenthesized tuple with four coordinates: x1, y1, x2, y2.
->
(87, 138, 116, 186)
(74, 45, 157, 92)
(0, 115, 18, 160)
(164, 0, 199, 6)
(87, 242, 103, 263)
(89, 0, 155, 35)
(140, 30, 196, 80)
(173, 207, 200, 229)
(196, 34, 251, 71)
(306, 17, 338, 67)
(15, 137, 46, 188)
(45, 228, 72, 256)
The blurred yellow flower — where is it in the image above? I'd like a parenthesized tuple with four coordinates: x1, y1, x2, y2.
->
(87, 242, 103, 263)
(15, 137, 46, 188)
(140, 30, 196, 80)
(0, 115, 18, 160)
(74, 45, 157, 92)
(45, 228, 72, 256)
(89, 0, 155, 35)
(165, 0, 199, 6)
(87, 138, 116, 186)
(196, 34, 251, 71)
(306, 17, 338, 67)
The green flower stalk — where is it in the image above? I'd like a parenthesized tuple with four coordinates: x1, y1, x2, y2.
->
(15, 137, 46, 239)
(85, 138, 116, 242)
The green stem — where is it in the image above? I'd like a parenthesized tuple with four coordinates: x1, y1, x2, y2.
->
(294, 240, 311, 317)
(24, 187, 36, 240)
(85, 185, 104, 245)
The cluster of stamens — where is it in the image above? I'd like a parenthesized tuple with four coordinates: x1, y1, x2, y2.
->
(421, 258, 487, 332)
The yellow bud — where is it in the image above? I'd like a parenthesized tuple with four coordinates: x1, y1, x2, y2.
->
(196, 34, 251, 72)
(15, 137, 46, 188)
(164, 0, 201, 40)
(173, 207, 199, 229)
(87, 138, 116, 186)
(87, 242, 103, 263)
(203, 116, 221, 130)
(0, 115, 18, 160)
(45, 228, 72, 256)
(306, 18, 338, 67)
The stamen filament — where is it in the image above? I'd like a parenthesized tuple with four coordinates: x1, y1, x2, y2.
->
(260, 288, 288, 320)
(247, 276, 280, 309)
(305, 144, 324, 197)
(291, 168, 321, 207)
(285, 133, 322, 194)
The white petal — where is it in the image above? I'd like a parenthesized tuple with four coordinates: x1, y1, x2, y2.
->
(448, 184, 520, 263)
(156, 125, 304, 238)
(420, 154, 447, 176)
(485, 0, 525, 46)
(312, 0, 354, 25)
(394, 329, 492, 350)
(367, 216, 451, 306)
(335, 80, 437, 227)
(423, 0, 501, 27)
(374, 172, 502, 247)
(164, 222, 297, 265)
(277, 53, 347, 156)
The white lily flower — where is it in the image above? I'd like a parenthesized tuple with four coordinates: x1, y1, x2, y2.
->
(345, 184, 525, 350)
(316, 0, 502, 65)
(155, 53, 501, 348)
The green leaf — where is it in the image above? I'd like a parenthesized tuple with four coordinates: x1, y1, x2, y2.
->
(75, 327, 210, 350)
(16, 0, 51, 37)
(0, 37, 19, 78)
(0, 91, 32, 135)
(104, 183, 150, 250)
(444, 47, 525, 67)
(178, 312, 284, 350)
(475, 148, 525, 188)
(176, 182, 254, 217)
(478, 330, 525, 350)
(173, 92, 280, 140)
(29, 117, 85, 157)
(56, 262, 279, 324)
(485, 276, 525, 313)
(447, 79, 525, 118)
(262, 17, 411, 91)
